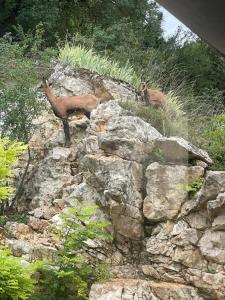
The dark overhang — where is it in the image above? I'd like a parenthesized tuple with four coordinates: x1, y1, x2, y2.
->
(156, 0, 225, 55)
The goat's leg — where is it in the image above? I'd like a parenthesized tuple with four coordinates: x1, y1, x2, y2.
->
(84, 111, 91, 119)
(62, 118, 71, 147)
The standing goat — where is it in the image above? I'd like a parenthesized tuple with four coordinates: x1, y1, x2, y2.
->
(40, 79, 113, 147)
(138, 81, 166, 109)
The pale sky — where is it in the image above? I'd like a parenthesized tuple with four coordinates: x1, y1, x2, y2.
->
(161, 7, 190, 38)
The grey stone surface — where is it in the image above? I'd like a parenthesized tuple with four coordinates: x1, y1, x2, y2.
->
(155, 136, 213, 164)
(143, 163, 204, 221)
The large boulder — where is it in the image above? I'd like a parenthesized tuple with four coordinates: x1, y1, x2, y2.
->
(155, 137, 213, 164)
(88, 101, 162, 162)
(196, 172, 225, 206)
(81, 154, 144, 239)
(48, 64, 138, 102)
(143, 163, 204, 221)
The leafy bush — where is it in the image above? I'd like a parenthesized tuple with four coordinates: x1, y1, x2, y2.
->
(204, 115, 225, 170)
(59, 44, 140, 86)
(32, 199, 111, 300)
(0, 138, 26, 202)
(0, 249, 35, 299)
(0, 34, 54, 142)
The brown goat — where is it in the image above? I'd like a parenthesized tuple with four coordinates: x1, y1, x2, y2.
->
(138, 81, 166, 109)
(40, 80, 101, 119)
(40, 80, 104, 147)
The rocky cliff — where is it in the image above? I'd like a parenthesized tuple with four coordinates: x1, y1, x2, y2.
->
(3, 64, 225, 300)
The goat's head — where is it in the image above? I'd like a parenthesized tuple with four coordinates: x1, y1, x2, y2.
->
(38, 78, 49, 92)
(138, 81, 148, 93)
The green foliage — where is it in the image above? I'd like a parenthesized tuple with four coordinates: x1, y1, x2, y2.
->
(207, 268, 216, 274)
(0, 0, 163, 49)
(0, 138, 26, 202)
(204, 115, 225, 170)
(0, 214, 28, 228)
(0, 34, 53, 141)
(59, 45, 140, 86)
(8, 213, 29, 224)
(32, 199, 111, 300)
(0, 249, 35, 299)
(177, 177, 204, 195)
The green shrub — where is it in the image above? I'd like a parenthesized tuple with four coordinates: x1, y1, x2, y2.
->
(0, 34, 54, 142)
(204, 114, 225, 170)
(0, 249, 35, 299)
(59, 44, 140, 86)
(32, 199, 111, 300)
(0, 138, 26, 202)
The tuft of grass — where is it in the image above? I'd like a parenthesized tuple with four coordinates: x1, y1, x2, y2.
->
(59, 44, 140, 86)
(119, 95, 187, 137)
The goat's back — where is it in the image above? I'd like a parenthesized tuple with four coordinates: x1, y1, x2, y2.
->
(57, 94, 99, 112)
(147, 89, 166, 108)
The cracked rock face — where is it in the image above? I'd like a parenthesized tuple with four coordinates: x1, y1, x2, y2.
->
(5, 65, 225, 299)
(143, 163, 204, 221)
(89, 280, 204, 300)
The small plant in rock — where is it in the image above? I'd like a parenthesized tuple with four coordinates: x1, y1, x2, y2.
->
(177, 177, 204, 195)
(207, 268, 216, 274)
(8, 213, 29, 224)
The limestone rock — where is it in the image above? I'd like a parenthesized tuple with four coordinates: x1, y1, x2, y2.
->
(141, 265, 161, 279)
(171, 228, 199, 246)
(89, 279, 203, 300)
(207, 193, 225, 218)
(98, 116, 161, 162)
(196, 171, 225, 206)
(80, 154, 144, 239)
(49, 64, 138, 102)
(198, 230, 225, 263)
(186, 211, 210, 230)
(171, 220, 189, 236)
(143, 163, 204, 221)
(212, 214, 225, 231)
(146, 226, 174, 257)
(4, 222, 31, 239)
(66, 182, 106, 208)
(83, 154, 143, 208)
(173, 247, 207, 269)
(155, 136, 213, 164)
(29, 217, 49, 232)
(87, 101, 161, 162)
(6, 239, 57, 261)
(52, 147, 73, 161)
